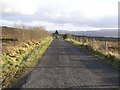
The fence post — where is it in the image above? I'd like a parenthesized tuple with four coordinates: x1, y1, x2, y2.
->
(93, 38, 96, 42)
(105, 41, 108, 53)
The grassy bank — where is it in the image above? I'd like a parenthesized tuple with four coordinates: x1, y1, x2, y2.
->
(1, 37, 53, 88)
(66, 38, 120, 71)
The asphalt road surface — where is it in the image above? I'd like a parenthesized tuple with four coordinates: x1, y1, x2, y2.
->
(21, 39, 119, 88)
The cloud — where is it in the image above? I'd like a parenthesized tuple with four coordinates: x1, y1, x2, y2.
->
(1, 0, 119, 30)
(1, 0, 40, 16)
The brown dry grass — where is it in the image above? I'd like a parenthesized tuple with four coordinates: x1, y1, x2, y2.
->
(1, 26, 51, 54)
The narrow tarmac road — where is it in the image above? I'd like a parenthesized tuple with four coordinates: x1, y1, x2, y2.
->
(22, 39, 118, 88)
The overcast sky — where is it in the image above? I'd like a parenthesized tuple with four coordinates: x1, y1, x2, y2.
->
(0, 0, 119, 31)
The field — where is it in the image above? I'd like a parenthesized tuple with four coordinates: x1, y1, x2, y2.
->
(1, 26, 53, 88)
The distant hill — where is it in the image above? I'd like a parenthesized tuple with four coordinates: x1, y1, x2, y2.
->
(48, 29, 118, 38)
(71, 29, 118, 38)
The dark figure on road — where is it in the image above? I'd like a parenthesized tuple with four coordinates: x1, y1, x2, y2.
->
(54, 30, 59, 39)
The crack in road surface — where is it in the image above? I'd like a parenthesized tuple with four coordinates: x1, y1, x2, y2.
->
(21, 39, 118, 88)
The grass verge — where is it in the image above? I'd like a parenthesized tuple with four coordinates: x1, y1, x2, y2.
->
(1, 37, 53, 88)
(66, 38, 120, 71)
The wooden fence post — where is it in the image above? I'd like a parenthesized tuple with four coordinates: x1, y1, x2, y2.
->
(105, 41, 108, 53)
(93, 38, 96, 42)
